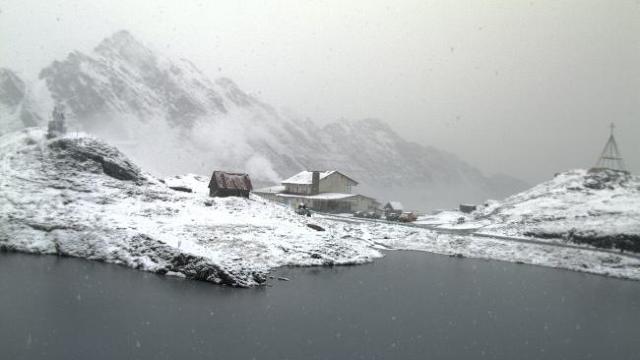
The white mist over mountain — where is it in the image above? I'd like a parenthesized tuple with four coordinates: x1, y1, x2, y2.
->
(0, 31, 529, 210)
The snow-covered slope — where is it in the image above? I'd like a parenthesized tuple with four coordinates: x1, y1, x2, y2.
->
(477, 169, 640, 250)
(2, 129, 640, 283)
(0, 30, 526, 210)
(0, 128, 393, 286)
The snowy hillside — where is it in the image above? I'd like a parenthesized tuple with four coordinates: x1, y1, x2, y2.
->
(2, 129, 640, 283)
(476, 169, 640, 250)
(0, 128, 429, 286)
(0, 30, 526, 210)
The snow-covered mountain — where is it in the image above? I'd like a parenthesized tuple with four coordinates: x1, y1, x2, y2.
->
(0, 30, 527, 210)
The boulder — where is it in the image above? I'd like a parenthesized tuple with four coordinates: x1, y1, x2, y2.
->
(307, 224, 325, 232)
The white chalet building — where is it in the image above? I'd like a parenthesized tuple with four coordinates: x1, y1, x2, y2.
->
(253, 170, 379, 213)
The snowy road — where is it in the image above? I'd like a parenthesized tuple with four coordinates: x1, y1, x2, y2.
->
(316, 212, 640, 261)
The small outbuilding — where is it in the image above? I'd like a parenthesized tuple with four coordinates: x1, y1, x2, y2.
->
(208, 171, 252, 198)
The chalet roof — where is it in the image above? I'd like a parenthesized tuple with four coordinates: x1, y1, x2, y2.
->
(208, 171, 252, 191)
(384, 201, 404, 211)
(281, 170, 358, 185)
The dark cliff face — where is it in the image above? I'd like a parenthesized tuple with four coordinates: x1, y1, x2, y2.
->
(7, 31, 527, 209)
(0, 68, 26, 108)
(0, 68, 42, 129)
(40, 52, 110, 119)
(39, 30, 227, 127)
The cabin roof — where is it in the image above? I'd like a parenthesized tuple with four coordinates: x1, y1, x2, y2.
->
(208, 171, 252, 191)
(281, 170, 358, 185)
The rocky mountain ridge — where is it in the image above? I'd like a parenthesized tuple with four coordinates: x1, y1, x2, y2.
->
(0, 30, 527, 209)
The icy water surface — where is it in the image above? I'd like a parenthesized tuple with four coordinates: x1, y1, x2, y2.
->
(1, 251, 640, 360)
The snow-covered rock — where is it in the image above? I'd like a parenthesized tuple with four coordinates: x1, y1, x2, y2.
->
(0, 30, 527, 210)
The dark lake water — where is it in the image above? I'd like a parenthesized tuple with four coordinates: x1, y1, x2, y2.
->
(2, 251, 640, 360)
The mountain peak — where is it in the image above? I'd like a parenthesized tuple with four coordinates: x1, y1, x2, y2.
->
(354, 118, 393, 131)
(94, 30, 154, 64)
(98, 30, 139, 48)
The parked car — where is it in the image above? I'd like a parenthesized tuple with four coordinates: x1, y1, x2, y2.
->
(366, 211, 381, 219)
(353, 211, 367, 218)
(385, 212, 400, 221)
(398, 212, 418, 223)
(354, 211, 381, 219)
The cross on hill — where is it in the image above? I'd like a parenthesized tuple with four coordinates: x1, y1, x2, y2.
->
(593, 122, 627, 173)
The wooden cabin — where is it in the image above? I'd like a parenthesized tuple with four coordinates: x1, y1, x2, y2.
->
(208, 171, 252, 198)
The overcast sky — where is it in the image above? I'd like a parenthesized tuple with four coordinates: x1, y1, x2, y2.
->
(1, 0, 638, 182)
